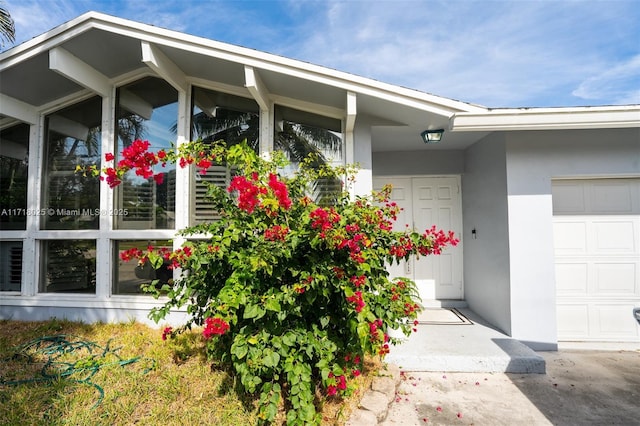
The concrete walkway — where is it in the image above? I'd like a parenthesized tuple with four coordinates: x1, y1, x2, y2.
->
(347, 309, 640, 426)
(385, 308, 545, 374)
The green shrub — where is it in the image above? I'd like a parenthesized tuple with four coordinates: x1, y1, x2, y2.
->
(101, 141, 458, 424)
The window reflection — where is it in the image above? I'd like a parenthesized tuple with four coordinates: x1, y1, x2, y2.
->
(43, 97, 102, 230)
(115, 78, 178, 230)
(40, 240, 96, 293)
(190, 87, 259, 224)
(113, 240, 173, 295)
(0, 123, 29, 230)
(274, 105, 344, 204)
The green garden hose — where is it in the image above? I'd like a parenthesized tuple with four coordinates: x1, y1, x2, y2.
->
(0, 334, 155, 408)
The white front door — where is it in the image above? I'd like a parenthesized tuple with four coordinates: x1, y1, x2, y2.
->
(373, 176, 464, 301)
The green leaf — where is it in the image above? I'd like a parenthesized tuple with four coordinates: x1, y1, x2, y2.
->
(320, 316, 330, 329)
(264, 297, 281, 312)
(147, 252, 164, 269)
(282, 332, 296, 347)
(231, 342, 248, 360)
(262, 350, 280, 368)
(243, 303, 266, 320)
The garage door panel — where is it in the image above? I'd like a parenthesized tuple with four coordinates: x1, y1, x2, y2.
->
(555, 262, 588, 294)
(557, 304, 590, 338)
(593, 220, 637, 253)
(594, 263, 638, 295)
(592, 304, 640, 339)
(554, 178, 640, 342)
(592, 182, 634, 213)
(553, 221, 587, 253)
(552, 183, 586, 213)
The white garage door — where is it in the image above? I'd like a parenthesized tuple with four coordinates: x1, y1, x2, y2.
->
(553, 178, 640, 342)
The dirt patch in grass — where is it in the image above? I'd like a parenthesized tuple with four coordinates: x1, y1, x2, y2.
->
(0, 319, 383, 425)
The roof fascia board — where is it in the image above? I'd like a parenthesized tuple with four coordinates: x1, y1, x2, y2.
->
(0, 94, 39, 124)
(141, 41, 188, 92)
(0, 19, 96, 70)
(451, 107, 640, 131)
(49, 47, 111, 97)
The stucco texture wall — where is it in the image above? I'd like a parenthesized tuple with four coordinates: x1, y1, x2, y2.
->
(462, 133, 512, 336)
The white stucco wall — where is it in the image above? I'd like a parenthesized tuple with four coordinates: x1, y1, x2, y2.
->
(505, 127, 640, 349)
(372, 150, 465, 175)
(462, 133, 512, 335)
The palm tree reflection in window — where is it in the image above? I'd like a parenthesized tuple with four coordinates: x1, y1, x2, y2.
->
(190, 88, 344, 210)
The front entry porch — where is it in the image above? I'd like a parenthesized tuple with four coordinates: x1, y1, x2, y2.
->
(386, 307, 546, 374)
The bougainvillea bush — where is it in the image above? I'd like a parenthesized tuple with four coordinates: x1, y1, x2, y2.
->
(96, 140, 458, 425)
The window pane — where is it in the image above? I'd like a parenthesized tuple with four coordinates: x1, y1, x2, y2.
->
(115, 78, 178, 229)
(40, 240, 96, 293)
(43, 97, 102, 230)
(0, 241, 22, 291)
(114, 240, 172, 295)
(191, 87, 259, 224)
(0, 123, 29, 230)
(274, 105, 344, 204)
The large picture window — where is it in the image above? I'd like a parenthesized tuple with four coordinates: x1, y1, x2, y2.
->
(40, 240, 96, 293)
(190, 87, 259, 224)
(114, 78, 178, 230)
(43, 97, 102, 230)
(0, 123, 29, 230)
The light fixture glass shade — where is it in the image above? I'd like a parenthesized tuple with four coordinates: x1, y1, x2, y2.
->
(421, 129, 444, 143)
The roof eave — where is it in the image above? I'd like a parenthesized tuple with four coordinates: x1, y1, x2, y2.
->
(450, 106, 640, 131)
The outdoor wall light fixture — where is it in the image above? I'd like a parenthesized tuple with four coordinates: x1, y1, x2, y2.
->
(421, 129, 444, 143)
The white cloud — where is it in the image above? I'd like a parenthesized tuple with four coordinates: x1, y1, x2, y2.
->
(5, 0, 85, 44)
(572, 54, 640, 105)
(278, 0, 640, 107)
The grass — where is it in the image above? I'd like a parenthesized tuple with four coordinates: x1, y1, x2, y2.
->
(0, 319, 381, 426)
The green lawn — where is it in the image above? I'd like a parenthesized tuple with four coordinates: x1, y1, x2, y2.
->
(0, 319, 377, 426)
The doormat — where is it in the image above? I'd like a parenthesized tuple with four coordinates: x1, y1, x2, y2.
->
(417, 308, 473, 325)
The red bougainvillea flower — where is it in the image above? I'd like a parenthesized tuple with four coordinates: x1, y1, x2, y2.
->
(120, 247, 143, 262)
(337, 375, 347, 390)
(202, 317, 230, 339)
(268, 173, 292, 209)
(104, 152, 115, 161)
(326, 385, 337, 396)
(346, 291, 365, 313)
(196, 158, 212, 174)
(228, 175, 266, 213)
(264, 225, 289, 241)
(162, 326, 173, 341)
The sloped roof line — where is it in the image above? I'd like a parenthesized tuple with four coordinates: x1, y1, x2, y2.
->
(0, 11, 486, 116)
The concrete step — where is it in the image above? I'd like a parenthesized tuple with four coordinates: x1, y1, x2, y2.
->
(386, 308, 546, 374)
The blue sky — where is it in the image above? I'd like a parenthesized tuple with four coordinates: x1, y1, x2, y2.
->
(4, 0, 640, 108)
